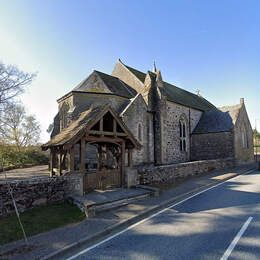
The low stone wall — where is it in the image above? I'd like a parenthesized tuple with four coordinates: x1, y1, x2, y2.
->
(138, 158, 235, 185)
(0, 174, 83, 217)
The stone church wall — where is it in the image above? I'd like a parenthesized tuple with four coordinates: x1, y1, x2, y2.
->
(191, 131, 234, 161)
(122, 95, 154, 165)
(54, 92, 129, 135)
(72, 92, 128, 118)
(233, 104, 254, 164)
(162, 101, 202, 164)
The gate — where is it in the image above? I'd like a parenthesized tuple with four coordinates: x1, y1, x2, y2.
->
(83, 142, 122, 192)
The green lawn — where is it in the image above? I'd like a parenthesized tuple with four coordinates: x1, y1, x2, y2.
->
(0, 202, 85, 245)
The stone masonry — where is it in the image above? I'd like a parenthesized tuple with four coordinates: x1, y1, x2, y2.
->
(139, 158, 235, 185)
(0, 174, 83, 217)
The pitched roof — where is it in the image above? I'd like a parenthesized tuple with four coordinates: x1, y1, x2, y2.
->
(193, 103, 242, 134)
(43, 106, 104, 148)
(73, 70, 137, 99)
(124, 64, 147, 83)
(161, 82, 215, 111)
(42, 105, 141, 149)
(219, 103, 242, 124)
(123, 64, 215, 111)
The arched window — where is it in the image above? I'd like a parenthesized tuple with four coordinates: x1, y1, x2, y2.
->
(241, 125, 248, 149)
(138, 123, 142, 142)
(179, 118, 187, 152)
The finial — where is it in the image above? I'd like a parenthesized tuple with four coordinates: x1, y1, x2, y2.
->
(196, 89, 201, 96)
(153, 60, 157, 73)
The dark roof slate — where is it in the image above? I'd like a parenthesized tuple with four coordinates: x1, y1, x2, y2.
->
(43, 106, 104, 148)
(193, 104, 242, 134)
(124, 65, 147, 83)
(162, 82, 215, 111)
(74, 71, 137, 99)
(219, 104, 242, 124)
(193, 109, 234, 134)
(124, 64, 215, 111)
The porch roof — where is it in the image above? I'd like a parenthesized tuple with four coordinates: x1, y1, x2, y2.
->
(42, 104, 141, 150)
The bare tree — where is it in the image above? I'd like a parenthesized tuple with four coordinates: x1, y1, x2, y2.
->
(0, 103, 41, 150)
(0, 62, 36, 110)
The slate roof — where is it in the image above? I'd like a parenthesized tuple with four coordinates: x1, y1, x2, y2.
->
(161, 82, 215, 111)
(193, 103, 242, 134)
(43, 106, 104, 148)
(219, 104, 242, 124)
(124, 65, 147, 83)
(42, 104, 141, 149)
(73, 70, 137, 99)
(123, 64, 215, 111)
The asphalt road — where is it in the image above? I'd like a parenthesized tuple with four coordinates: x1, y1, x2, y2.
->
(67, 169, 260, 260)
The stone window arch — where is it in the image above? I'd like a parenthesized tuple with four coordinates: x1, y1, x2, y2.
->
(138, 122, 143, 142)
(241, 124, 248, 149)
(179, 116, 188, 152)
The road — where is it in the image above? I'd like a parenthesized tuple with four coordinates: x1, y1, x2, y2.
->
(67, 169, 260, 260)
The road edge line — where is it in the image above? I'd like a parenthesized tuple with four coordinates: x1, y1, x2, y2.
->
(40, 168, 256, 260)
(220, 216, 253, 260)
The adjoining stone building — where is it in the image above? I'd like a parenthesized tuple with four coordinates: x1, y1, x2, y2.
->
(42, 60, 254, 191)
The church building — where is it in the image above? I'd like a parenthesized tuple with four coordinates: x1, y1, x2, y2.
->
(42, 60, 254, 191)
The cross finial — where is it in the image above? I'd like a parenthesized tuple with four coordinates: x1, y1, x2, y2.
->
(153, 61, 157, 73)
(196, 89, 201, 96)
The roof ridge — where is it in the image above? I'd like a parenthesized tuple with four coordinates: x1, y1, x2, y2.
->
(94, 70, 118, 78)
(120, 62, 146, 84)
(94, 70, 135, 95)
(218, 103, 242, 109)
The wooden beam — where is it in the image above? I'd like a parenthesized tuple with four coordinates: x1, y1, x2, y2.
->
(100, 117, 103, 136)
(121, 141, 125, 186)
(113, 118, 117, 137)
(128, 148, 133, 167)
(80, 138, 86, 172)
(58, 153, 62, 176)
(61, 151, 67, 170)
(86, 135, 123, 144)
(89, 130, 127, 137)
(69, 146, 74, 173)
(49, 151, 54, 177)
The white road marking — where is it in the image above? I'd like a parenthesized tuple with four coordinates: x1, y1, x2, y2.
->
(67, 169, 255, 260)
(221, 216, 253, 260)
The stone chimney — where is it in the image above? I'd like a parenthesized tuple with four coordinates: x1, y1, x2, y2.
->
(240, 98, 244, 105)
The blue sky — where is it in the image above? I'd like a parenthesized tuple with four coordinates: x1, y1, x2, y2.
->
(0, 0, 259, 142)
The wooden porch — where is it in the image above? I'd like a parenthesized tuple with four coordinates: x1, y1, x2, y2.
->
(42, 106, 140, 193)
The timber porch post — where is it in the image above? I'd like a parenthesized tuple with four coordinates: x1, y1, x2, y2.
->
(128, 148, 133, 167)
(121, 141, 125, 186)
(68, 145, 75, 173)
(49, 149, 55, 177)
(80, 138, 86, 173)
(58, 152, 62, 176)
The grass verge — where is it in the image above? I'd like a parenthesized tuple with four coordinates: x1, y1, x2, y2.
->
(0, 202, 85, 245)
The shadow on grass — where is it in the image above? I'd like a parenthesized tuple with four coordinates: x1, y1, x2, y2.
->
(0, 202, 85, 246)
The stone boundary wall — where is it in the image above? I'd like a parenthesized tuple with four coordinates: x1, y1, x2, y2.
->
(0, 174, 83, 217)
(138, 158, 235, 185)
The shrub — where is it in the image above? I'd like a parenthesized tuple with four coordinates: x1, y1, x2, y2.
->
(0, 145, 48, 168)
